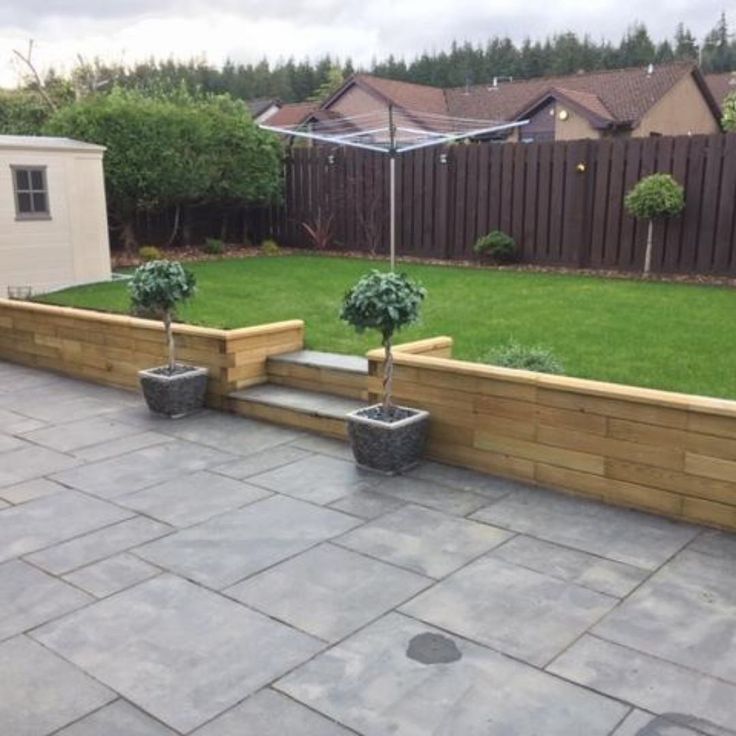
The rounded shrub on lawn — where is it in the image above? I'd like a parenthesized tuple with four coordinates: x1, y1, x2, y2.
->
(483, 340, 564, 374)
(473, 230, 518, 263)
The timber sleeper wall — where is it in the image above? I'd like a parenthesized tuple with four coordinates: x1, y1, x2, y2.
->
(369, 338, 736, 531)
(0, 299, 304, 407)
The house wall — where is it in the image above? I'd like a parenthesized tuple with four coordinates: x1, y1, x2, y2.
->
(636, 74, 720, 137)
(0, 145, 111, 296)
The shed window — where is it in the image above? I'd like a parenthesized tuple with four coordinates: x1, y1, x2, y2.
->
(12, 166, 50, 219)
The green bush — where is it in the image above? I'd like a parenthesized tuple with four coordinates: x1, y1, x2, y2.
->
(473, 230, 517, 263)
(203, 237, 225, 255)
(483, 340, 564, 374)
(340, 270, 426, 413)
(260, 239, 281, 256)
(624, 174, 684, 220)
(138, 245, 163, 262)
(129, 260, 197, 371)
(722, 92, 736, 132)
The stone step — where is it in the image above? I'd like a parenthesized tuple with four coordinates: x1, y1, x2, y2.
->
(228, 384, 366, 439)
(266, 350, 369, 400)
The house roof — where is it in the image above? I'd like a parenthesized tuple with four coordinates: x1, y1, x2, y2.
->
(267, 101, 319, 128)
(445, 62, 718, 129)
(705, 71, 736, 109)
(0, 135, 105, 153)
(246, 98, 280, 118)
(515, 86, 616, 129)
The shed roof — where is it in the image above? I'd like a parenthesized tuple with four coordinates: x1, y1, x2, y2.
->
(0, 135, 106, 153)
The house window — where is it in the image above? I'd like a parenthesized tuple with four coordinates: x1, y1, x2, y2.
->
(12, 166, 50, 219)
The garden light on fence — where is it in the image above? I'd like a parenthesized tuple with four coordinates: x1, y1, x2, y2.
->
(260, 106, 527, 270)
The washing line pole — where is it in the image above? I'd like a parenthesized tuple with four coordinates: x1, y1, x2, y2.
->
(388, 104, 397, 272)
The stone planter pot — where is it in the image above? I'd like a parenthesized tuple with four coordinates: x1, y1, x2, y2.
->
(138, 365, 208, 418)
(347, 404, 429, 475)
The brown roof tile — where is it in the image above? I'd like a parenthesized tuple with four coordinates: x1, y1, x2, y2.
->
(266, 101, 318, 127)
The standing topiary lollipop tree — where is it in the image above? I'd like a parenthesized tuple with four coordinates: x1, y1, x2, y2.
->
(130, 260, 207, 417)
(624, 173, 684, 275)
(340, 270, 428, 473)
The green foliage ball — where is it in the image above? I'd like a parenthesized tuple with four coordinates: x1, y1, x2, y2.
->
(473, 230, 518, 263)
(138, 246, 163, 263)
(203, 237, 225, 255)
(340, 270, 426, 344)
(260, 239, 281, 256)
(483, 340, 564, 374)
(129, 260, 196, 316)
(624, 173, 685, 220)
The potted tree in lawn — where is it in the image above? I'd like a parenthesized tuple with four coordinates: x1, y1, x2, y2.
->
(340, 270, 428, 474)
(624, 173, 685, 275)
(130, 260, 208, 417)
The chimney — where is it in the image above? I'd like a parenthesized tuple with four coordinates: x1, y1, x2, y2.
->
(646, 63, 654, 76)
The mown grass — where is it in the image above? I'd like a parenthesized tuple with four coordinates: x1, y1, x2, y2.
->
(39, 254, 736, 399)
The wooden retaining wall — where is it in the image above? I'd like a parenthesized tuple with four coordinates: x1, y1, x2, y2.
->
(369, 339, 736, 531)
(0, 299, 303, 407)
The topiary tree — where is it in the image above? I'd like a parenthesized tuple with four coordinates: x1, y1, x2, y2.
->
(340, 270, 426, 417)
(129, 260, 196, 373)
(624, 173, 685, 274)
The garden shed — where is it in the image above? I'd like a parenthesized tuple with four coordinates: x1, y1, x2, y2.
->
(0, 135, 111, 296)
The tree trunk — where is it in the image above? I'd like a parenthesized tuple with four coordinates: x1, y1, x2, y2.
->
(220, 211, 229, 243)
(643, 219, 654, 275)
(382, 336, 393, 417)
(165, 205, 181, 248)
(164, 309, 176, 372)
(181, 206, 192, 247)
(120, 220, 137, 254)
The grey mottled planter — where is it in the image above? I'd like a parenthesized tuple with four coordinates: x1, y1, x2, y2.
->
(347, 404, 429, 475)
(138, 365, 208, 418)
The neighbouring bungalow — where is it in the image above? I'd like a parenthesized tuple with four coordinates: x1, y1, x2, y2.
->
(246, 97, 282, 124)
(0, 135, 111, 297)
(705, 70, 736, 113)
(277, 62, 721, 143)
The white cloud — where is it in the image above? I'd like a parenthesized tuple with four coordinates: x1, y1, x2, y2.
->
(0, 1, 729, 88)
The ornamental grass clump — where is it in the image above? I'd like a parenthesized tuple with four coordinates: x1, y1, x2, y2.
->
(129, 260, 196, 373)
(483, 340, 564, 375)
(340, 270, 426, 417)
(624, 173, 685, 274)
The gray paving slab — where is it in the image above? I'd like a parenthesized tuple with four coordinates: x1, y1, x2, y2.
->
(136, 495, 361, 589)
(0, 443, 81, 487)
(289, 434, 355, 461)
(409, 460, 525, 499)
(548, 635, 736, 735)
(471, 487, 699, 569)
(688, 530, 736, 561)
(214, 444, 312, 480)
(276, 612, 628, 736)
(116, 470, 271, 527)
(2, 393, 124, 423)
(227, 543, 431, 642)
(26, 516, 172, 575)
(72, 430, 175, 462)
(489, 534, 649, 598)
(593, 549, 736, 683)
(372, 474, 491, 516)
(52, 440, 236, 499)
(193, 688, 354, 735)
(402, 554, 616, 666)
(0, 407, 46, 434)
(0, 490, 133, 563)
(20, 415, 142, 453)
(0, 433, 29, 453)
(249, 454, 381, 505)
(147, 409, 303, 456)
(33, 574, 323, 733)
(0, 477, 66, 505)
(0, 560, 92, 641)
(612, 710, 708, 736)
(269, 349, 368, 374)
(328, 489, 406, 519)
(56, 700, 178, 736)
(336, 503, 512, 578)
(63, 553, 161, 597)
(0, 635, 115, 736)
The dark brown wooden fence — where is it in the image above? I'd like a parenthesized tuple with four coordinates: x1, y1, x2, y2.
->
(267, 133, 736, 275)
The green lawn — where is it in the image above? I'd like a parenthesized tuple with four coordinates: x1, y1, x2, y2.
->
(39, 254, 736, 400)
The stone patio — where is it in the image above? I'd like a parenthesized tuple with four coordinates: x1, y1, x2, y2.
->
(1, 360, 735, 735)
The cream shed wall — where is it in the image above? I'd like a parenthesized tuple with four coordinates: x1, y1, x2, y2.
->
(0, 137, 111, 296)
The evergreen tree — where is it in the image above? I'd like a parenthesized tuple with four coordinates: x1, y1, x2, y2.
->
(674, 23, 699, 62)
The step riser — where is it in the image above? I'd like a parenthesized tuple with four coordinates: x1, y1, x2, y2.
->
(267, 361, 368, 400)
(227, 396, 349, 440)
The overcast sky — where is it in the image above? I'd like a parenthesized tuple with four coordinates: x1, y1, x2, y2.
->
(0, 1, 729, 87)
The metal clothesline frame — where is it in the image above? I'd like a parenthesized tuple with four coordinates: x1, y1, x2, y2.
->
(260, 105, 528, 270)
